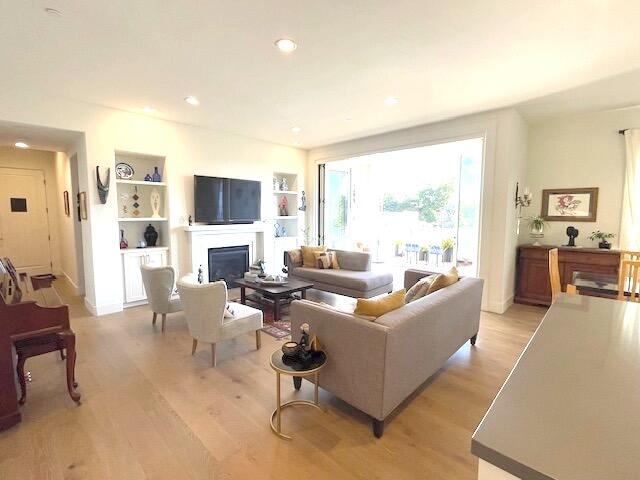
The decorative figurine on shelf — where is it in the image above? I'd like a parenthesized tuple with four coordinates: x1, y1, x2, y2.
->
(278, 196, 288, 216)
(144, 224, 158, 247)
(119, 229, 128, 249)
(566, 226, 579, 247)
(299, 191, 307, 211)
(274, 223, 286, 238)
(197, 265, 204, 284)
(280, 177, 288, 191)
(150, 188, 161, 218)
(188, 214, 193, 226)
(152, 166, 162, 182)
(144, 173, 152, 182)
(137, 239, 147, 249)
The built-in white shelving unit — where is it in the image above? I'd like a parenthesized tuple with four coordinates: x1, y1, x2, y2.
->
(272, 172, 304, 272)
(115, 151, 170, 307)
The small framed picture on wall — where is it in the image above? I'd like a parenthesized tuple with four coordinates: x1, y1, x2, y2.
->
(78, 191, 88, 221)
(541, 187, 598, 222)
(63, 190, 70, 217)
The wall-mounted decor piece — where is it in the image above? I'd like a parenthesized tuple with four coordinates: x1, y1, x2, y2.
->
(115, 162, 134, 180)
(96, 166, 111, 204)
(63, 190, 70, 216)
(541, 187, 598, 222)
(78, 191, 88, 220)
(132, 186, 140, 217)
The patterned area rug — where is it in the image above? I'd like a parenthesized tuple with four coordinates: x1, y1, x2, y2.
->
(261, 321, 291, 339)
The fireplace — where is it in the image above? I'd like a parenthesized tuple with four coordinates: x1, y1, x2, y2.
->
(208, 245, 250, 288)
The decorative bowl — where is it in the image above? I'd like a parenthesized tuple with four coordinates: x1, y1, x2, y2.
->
(281, 341, 299, 358)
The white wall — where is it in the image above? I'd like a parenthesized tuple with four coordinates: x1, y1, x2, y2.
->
(308, 108, 528, 313)
(521, 108, 633, 247)
(54, 151, 83, 293)
(0, 147, 62, 275)
(0, 91, 307, 315)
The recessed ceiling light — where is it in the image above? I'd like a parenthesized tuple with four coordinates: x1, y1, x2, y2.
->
(184, 96, 199, 106)
(15, 141, 29, 149)
(384, 96, 399, 106)
(291, 126, 301, 134)
(275, 38, 298, 53)
(44, 7, 62, 16)
(143, 106, 157, 114)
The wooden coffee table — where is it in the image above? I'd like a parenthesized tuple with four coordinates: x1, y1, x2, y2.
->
(235, 278, 314, 321)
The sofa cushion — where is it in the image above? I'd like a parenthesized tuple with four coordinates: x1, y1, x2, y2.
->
(301, 245, 326, 268)
(354, 289, 406, 317)
(287, 249, 303, 267)
(293, 267, 393, 292)
(314, 251, 338, 269)
(405, 274, 437, 303)
(427, 267, 459, 294)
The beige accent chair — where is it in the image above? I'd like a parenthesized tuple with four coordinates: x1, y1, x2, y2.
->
(140, 265, 183, 332)
(176, 279, 263, 366)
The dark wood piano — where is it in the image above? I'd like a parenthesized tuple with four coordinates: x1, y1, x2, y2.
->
(0, 258, 80, 432)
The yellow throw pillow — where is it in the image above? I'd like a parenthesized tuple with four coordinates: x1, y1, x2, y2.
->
(354, 289, 406, 318)
(405, 274, 437, 303)
(426, 267, 459, 295)
(301, 245, 326, 268)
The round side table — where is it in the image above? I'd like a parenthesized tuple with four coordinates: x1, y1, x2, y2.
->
(269, 349, 327, 440)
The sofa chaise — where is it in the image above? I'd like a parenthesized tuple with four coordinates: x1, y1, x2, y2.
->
(285, 249, 393, 298)
(290, 268, 483, 437)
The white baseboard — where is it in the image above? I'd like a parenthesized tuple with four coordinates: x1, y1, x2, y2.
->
(60, 270, 83, 296)
(482, 295, 514, 314)
(84, 298, 123, 316)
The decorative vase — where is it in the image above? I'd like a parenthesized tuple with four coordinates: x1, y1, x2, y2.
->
(152, 166, 162, 182)
(137, 239, 147, 248)
(150, 189, 161, 218)
(119, 229, 128, 249)
(144, 224, 158, 247)
(599, 240, 612, 249)
(144, 173, 152, 182)
(530, 226, 544, 246)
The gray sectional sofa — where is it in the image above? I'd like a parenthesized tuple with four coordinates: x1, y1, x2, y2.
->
(290, 268, 483, 437)
(285, 249, 393, 298)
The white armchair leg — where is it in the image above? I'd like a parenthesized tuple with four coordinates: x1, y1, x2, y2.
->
(161, 313, 167, 333)
(255, 330, 261, 350)
(191, 338, 198, 355)
(152, 312, 157, 325)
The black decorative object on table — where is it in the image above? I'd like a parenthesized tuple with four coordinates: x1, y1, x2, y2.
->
(197, 265, 204, 284)
(96, 166, 110, 204)
(566, 226, 579, 247)
(144, 224, 158, 247)
(282, 323, 325, 370)
(188, 214, 193, 226)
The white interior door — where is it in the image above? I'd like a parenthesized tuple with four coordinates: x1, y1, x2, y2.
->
(0, 168, 52, 276)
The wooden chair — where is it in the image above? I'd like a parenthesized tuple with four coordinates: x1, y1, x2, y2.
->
(548, 248, 577, 303)
(618, 260, 640, 302)
(618, 251, 640, 296)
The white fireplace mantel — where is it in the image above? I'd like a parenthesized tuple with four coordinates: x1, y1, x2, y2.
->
(184, 222, 268, 280)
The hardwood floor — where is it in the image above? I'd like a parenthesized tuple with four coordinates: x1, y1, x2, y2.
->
(0, 280, 545, 479)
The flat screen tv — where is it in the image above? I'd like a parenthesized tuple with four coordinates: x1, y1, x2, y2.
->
(194, 175, 261, 224)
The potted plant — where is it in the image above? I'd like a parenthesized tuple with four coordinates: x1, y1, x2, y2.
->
(441, 238, 455, 263)
(588, 231, 615, 249)
(419, 245, 429, 262)
(527, 215, 548, 246)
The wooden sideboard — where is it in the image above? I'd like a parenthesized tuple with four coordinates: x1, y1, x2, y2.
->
(515, 245, 621, 306)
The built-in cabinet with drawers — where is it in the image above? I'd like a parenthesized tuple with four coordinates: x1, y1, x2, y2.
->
(515, 244, 620, 306)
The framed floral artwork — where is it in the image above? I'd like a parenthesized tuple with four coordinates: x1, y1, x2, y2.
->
(541, 187, 598, 222)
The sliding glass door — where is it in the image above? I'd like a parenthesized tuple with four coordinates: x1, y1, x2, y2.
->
(318, 137, 483, 280)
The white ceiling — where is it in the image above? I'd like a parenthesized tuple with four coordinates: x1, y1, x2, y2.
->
(2, 0, 640, 148)
(0, 120, 81, 152)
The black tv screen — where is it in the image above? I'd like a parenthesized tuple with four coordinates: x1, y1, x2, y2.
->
(194, 175, 261, 224)
(229, 178, 261, 222)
